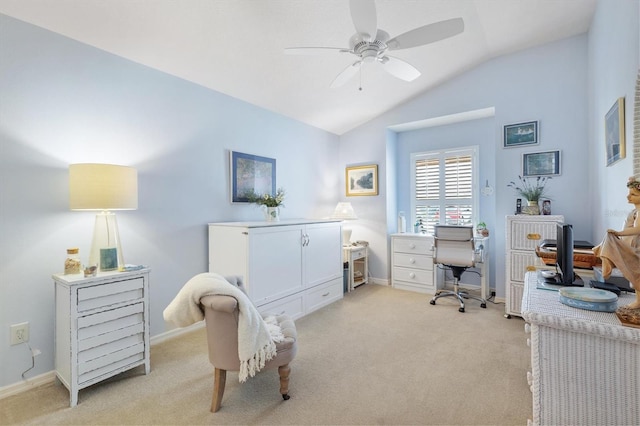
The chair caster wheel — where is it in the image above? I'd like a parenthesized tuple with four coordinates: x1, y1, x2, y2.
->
(429, 300, 436, 305)
(282, 394, 290, 401)
(481, 303, 487, 308)
(459, 307, 465, 313)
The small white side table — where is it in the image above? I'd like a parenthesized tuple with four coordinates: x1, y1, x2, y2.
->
(343, 244, 368, 291)
(53, 268, 150, 407)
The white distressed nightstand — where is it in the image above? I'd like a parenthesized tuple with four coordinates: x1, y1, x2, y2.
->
(53, 268, 150, 407)
(343, 244, 368, 291)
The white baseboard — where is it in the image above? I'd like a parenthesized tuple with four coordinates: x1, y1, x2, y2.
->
(369, 277, 389, 286)
(0, 370, 57, 400)
(150, 321, 205, 345)
(0, 322, 206, 401)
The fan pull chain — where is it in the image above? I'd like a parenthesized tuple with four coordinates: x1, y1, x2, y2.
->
(358, 64, 363, 91)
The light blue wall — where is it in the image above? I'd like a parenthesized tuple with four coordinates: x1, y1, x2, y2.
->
(0, 15, 340, 387)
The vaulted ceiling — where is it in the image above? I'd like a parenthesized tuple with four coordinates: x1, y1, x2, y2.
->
(0, 0, 597, 135)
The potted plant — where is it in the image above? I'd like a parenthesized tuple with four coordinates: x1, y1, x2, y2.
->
(476, 222, 489, 237)
(244, 187, 286, 221)
(507, 176, 551, 214)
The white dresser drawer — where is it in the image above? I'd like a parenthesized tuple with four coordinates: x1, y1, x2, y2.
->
(258, 292, 304, 320)
(393, 267, 434, 285)
(305, 278, 342, 314)
(393, 238, 433, 254)
(77, 277, 144, 312)
(393, 253, 433, 270)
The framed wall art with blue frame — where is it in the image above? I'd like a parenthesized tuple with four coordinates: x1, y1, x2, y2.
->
(230, 151, 276, 203)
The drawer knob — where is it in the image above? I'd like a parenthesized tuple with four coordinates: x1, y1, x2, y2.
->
(409, 243, 416, 249)
(527, 233, 541, 240)
(409, 258, 415, 264)
(524, 323, 531, 334)
(322, 292, 330, 297)
(526, 266, 536, 272)
(409, 272, 416, 279)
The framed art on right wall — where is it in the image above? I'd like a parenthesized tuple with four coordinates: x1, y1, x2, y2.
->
(605, 97, 625, 166)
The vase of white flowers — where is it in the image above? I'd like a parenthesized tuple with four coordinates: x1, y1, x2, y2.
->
(244, 188, 286, 222)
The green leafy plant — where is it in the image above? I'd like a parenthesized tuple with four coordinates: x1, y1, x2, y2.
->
(507, 176, 551, 202)
(244, 187, 285, 207)
(477, 221, 487, 229)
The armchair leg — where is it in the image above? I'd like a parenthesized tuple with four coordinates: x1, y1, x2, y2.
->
(211, 368, 226, 413)
(278, 364, 291, 400)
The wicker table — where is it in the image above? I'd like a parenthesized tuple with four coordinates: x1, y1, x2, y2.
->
(521, 272, 640, 426)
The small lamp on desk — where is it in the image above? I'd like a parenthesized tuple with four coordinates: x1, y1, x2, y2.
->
(330, 202, 358, 246)
(69, 163, 138, 271)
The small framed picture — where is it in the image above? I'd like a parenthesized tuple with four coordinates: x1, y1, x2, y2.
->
(100, 248, 118, 271)
(605, 97, 625, 166)
(522, 150, 561, 176)
(346, 164, 378, 196)
(503, 121, 538, 148)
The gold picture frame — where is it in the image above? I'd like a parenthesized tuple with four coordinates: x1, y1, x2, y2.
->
(605, 97, 625, 166)
(346, 164, 378, 196)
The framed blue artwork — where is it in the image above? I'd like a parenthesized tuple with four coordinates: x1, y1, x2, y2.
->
(230, 151, 276, 203)
(503, 120, 538, 148)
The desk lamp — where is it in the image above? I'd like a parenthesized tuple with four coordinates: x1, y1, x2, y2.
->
(330, 202, 358, 245)
(69, 164, 138, 271)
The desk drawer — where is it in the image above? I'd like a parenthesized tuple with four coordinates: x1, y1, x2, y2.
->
(393, 253, 433, 270)
(393, 267, 434, 285)
(393, 238, 433, 254)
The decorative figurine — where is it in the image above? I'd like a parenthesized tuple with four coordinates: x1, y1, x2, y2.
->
(593, 177, 640, 324)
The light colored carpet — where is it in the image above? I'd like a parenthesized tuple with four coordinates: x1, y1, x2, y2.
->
(0, 284, 532, 425)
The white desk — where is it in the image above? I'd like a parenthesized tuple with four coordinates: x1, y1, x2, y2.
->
(521, 272, 640, 425)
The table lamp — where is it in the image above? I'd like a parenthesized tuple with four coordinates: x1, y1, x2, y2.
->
(330, 202, 358, 245)
(69, 163, 138, 271)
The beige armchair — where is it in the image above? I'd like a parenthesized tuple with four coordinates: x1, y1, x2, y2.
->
(200, 277, 298, 413)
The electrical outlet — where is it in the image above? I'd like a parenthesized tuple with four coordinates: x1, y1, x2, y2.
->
(10, 322, 29, 345)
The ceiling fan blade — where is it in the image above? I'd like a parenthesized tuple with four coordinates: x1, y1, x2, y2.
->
(330, 61, 362, 88)
(387, 17, 464, 50)
(284, 47, 349, 56)
(350, 0, 377, 42)
(380, 56, 420, 82)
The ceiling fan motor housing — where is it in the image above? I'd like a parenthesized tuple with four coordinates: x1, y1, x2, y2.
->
(350, 30, 390, 62)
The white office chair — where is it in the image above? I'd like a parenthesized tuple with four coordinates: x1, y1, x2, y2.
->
(429, 225, 487, 313)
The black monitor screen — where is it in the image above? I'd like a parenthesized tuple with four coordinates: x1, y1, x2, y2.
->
(556, 222, 574, 284)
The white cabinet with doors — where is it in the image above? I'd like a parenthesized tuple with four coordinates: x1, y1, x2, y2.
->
(208, 220, 343, 319)
(505, 215, 563, 317)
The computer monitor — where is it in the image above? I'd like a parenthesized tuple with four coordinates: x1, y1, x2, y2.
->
(553, 222, 583, 286)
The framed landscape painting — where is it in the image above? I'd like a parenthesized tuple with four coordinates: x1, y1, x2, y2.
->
(346, 164, 378, 196)
(522, 150, 561, 176)
(230, 151, 276, 203)
(504, 121, 538, 148)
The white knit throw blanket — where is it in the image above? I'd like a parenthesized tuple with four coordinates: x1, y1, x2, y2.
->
(162, 273, 277, 382)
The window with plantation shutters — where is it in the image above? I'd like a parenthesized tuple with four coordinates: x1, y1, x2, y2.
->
(411, 147, 478, 235)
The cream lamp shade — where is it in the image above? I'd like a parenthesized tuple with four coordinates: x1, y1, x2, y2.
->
(69, 163, 138, 210)
(330, 202, 358, 245)
(69, 164, 138, 272)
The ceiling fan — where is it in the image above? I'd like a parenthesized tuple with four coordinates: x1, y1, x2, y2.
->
(284, 0, 464, 89)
